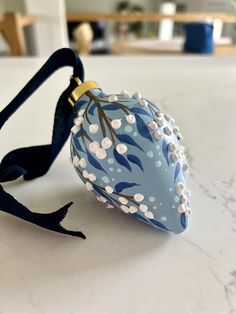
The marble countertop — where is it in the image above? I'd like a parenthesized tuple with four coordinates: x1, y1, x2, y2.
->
(0, 56, 235, 314)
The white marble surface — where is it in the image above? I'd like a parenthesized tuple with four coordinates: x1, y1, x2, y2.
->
(0, 56, 236, 314)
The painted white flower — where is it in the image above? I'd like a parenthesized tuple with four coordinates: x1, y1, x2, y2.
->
(71, 125, 79, 135)
(177, 204, 186, 213)
(164, 114, 171, 121)
(78, 108, 85, 117)
(88, 173, 96, 182)
(157, 112, 164, 119)
(145, 211, 154, 219)
(180, 145, 185, 152)
(139, 99, 148, 107)
(148, 121, 158, 130)
(139, 204, 148, 212)
(134, 193, 144, 202)
(82, 170, 89, 178)
(186, 189, 191, 197)
(119, 196, 128, 205)
(85, 182, 93, 191)
(185, 207, 192, 216)
(168, 143, 176, 152)
(126, 114, 136, 124)
(108, 95, 118, 102)
(116, 143, 127, 155)
(185, 170, 190, 176)
(129, 206, 138, 213)
(120, 205, 130, 213)
(89, 123, 99, 134)
(173, 126, 180, 134)
(132, 92, 141, 100)
(111, 119, 122, 129)
(79, 158, 87, 168)
(101, 137, 112, 149)
(154, 130, 163, 140)
(164, 126, 172, 136)
(171, 152, 179, 162)
(177, 132, 183, 140)
(121, 89, 128, 95)
(89, 141, 100, 153)
(105, 186, 113, 194)
(74, 116, 84, 126)
(72, 156, 80, 167)
(180, 195, 187, 204)
(106, 204, 114, 208)
(121, 90, 131, 98)
(95, 148, 107, 160)
(176, 182, 184, 196)
(97, 196, 107, 203)
(170, 117, 176, 124)
(180, 152, 186, 161)
(156, 118, 164, 127)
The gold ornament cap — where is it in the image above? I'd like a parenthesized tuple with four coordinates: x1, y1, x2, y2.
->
(68, 77, 100, 107)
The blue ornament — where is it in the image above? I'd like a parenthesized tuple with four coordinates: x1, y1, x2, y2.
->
(70, 79, 191, 234)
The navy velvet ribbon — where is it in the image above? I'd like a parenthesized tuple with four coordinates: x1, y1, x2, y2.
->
(0, 48, 86, 239)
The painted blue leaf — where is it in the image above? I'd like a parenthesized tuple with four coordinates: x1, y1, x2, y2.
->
(86, 149, 107, 174)
(72, 131, 85, 153)
(113, 149, 131, 172)
(117, 134, 143, 151)
(115, 182, 140, 193)
(76, 100, 87, 111)
(88, 102, 96, 116)
(98, 91, 107, 97)
(135, 114, 153, 143)
(102, 104, 120, 111)
(127, 154, 144, 171)
(162, 140, 169, 166)
(150, 219, 169, 231)
(130, 107, 152, 117)
(180, 213, 187, 229)
(174, 162, 181, 182)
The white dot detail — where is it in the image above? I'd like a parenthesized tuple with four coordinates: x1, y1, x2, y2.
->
(119, 196, 128, 205)
(145, 211, 154, 219)
(134, 193, 144, 202)
(116, 144, 127, 155)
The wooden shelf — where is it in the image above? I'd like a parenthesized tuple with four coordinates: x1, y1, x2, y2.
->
(66, 12, 236, 23)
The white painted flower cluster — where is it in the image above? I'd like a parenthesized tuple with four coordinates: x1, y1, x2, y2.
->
(100, 191, 154, 219)
(117, 88, 189, 177)
(176, 181, 191, 216)
(72, 155, 87, 168)
(72, 155, 97, 186)
(71, 108, 86, 135)
(148, 110, 190, 175)
(120, 89, 148, 108)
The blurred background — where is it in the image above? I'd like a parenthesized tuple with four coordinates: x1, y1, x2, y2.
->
(0, 0, 236, 57)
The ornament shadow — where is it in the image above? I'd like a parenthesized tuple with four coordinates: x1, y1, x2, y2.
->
(0, 179, 173, 289)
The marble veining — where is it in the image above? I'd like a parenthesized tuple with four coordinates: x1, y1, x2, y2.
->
(0, 57, 236, 314)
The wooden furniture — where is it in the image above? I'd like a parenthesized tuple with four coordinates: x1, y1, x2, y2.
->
(66, 12, 236, 23)
(67, 12, 236, 56)
(111, 38, 236, 56)
(0, 12, 36, 56)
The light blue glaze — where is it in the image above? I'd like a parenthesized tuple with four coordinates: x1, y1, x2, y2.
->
(70, 88, 190, 234)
